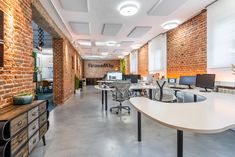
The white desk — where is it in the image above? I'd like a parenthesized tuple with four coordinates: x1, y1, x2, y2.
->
(94, 85, 114, 111)
(129, 89, 235, 157)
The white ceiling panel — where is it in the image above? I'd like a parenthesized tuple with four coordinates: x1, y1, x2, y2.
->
(102, 23, 122, 36)
(69, 22, 90, 35)
(127, 26, 152, 38)
(148, 0, 188, 16)
(120, 41, 134, 46)
(59, 0, 88, 12)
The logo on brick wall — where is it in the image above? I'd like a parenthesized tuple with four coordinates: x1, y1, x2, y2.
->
(88, 63, 114, 68)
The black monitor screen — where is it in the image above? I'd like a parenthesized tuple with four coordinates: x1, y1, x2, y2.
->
(196, 74, 216, 89)
(179, 76, 196, 86)
(123, 75, 141, 83)
(168, 78, 177, 84)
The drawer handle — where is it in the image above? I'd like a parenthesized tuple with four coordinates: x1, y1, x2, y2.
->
(33, 139, 37, 144)
(32, 125, 37, 130)
(32, 112, 37, 116)
(17, 121, 23, 126)
(17, 137, 23, 143)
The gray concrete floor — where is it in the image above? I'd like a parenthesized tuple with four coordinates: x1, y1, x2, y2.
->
(31, 86, 235, 157)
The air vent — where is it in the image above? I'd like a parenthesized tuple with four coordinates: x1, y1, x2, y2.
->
(69, 22, 90, 35)
(102, 23, 122, 36)
(127, 26, 152, 38)
(59, 0, 88, 12)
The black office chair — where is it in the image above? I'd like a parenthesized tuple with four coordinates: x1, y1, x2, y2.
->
(110, 81, 131, 114)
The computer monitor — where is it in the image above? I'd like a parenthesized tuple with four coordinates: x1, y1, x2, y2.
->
(107, 72, 122, 80)
(168, 78, 177, 84)
(123, 74, 141, 83)
(196, 74, 216, 92)
(179, 76, 197, 89)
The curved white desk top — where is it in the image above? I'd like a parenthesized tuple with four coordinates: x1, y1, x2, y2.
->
(130, 84, 156, 90)
(94, 85, 114, 91)
(130, 90, 235, 133)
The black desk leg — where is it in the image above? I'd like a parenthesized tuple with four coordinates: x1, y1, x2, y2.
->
(194, 94, 197, 102)
(105, 90, 108, 111)
(42, 135, 46, 146)
(177, 130, 183, 157)
(149, 89, 153, 100)
(138, 111, 142, 142)
(102, 90, 104, 105)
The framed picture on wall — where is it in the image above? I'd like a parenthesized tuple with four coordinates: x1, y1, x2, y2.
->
(0, 10, 4, 67)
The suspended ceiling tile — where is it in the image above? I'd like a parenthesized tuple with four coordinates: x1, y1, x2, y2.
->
(59, 0, 88, 12)
(69, 22, 90, 35)
(101, 23, 122, 36)
(127, 26, 152, 38)
(148, 0, 188, 16)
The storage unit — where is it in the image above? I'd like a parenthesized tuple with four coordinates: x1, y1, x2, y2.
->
(0, 100, 49, 157)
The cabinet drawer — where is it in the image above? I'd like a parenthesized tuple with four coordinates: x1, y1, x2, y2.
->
(11, 129, 28, 155)
(14, 143, 28, 157)
(28, 107, 39, 124)
(28, 119, 39, 138)
(11, 113, 27, 137)
(39, 123, 47, 139)
(39, 102, 47, 115)
(39, 112, 47, 127)
(29, 131, 39, 153)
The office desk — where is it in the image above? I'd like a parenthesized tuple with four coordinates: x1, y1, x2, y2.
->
(129, 89, 235, 157)
(129, 84, 156, 99)
(94, 85, 114, 111)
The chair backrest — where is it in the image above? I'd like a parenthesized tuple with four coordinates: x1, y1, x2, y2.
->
(113, 81, 131, 102)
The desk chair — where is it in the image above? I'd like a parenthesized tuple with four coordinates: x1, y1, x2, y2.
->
(110, 81, 131, 114)
(155, 88, 177, 102)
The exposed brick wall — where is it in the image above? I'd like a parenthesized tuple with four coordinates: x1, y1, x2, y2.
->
(0, 0, 35, 108)
(124, 55, 130, 75)
(167, 11, 207, 78)
(53, 38, 83, 104)
(138, 44, 149, 76)
(84, 60, 120, 78)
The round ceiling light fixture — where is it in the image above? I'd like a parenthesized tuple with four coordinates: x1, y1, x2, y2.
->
(118, 1, 139, 16)
(161, 20, 180, 30)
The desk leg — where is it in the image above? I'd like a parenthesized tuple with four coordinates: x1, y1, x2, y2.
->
(138, 111, 142, 142)
(102, 90, 104, 105)
(194, 94, 197, 102)
(105, 90, 108, 111)
(149, 89, 153, 100)
(177, 130, 183, 157)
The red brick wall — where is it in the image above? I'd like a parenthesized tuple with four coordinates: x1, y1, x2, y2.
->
(138, 44, 149, 76)
(53, 38, 83, 104)
(0, 0, 35, 108)
(167, 11, 207, 78)
(84, 60, 120, 78)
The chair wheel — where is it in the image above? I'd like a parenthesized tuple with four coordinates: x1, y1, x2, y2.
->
(128, 111, 130, 114)
(116, 112, 119, 114)
(110, 108, 112, 112)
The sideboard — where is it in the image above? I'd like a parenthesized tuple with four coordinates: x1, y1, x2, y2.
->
(0, 100, 49, 157)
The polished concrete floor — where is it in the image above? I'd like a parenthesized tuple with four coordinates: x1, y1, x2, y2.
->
(31, 86, 235, 157)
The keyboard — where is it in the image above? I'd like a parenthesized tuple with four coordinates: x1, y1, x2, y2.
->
(170, 86, 187, 90)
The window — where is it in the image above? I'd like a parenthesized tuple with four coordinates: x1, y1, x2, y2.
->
(130, 50, 138, 74)
(207, 0, 235, 68)
(148, 34, 167, 74)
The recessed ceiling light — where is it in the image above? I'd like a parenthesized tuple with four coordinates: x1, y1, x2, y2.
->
(106, 41, 117, 46)
(77, 40, 91, 46)
(161, 20, 180, 30)
(118, 1, 139, 16)
(131, 44, 141, 49)
(95, 41, 106, 46)
(101, 52, 109, 56)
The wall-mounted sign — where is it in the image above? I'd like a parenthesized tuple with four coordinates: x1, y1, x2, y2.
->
(88, 63, 114, 68)
(0, 10, 4, 67)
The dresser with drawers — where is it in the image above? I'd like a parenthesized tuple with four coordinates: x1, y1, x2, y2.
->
(0, 100, 49, 157)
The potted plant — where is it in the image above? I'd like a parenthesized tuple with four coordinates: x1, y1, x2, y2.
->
(74, 76, 80, 93)
(120, 58, 126, 74)
(13, 92, 33, 105)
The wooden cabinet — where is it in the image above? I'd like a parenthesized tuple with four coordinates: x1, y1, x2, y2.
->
(0, 100, 49, 157)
